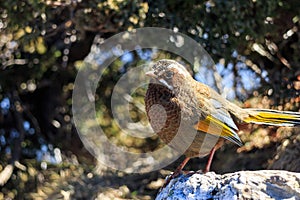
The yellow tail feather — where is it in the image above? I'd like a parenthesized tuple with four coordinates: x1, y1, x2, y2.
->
(243, 109, 300, 126)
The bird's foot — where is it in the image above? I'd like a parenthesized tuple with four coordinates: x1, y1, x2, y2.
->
(162, 170, 199, 189)
(162, 170, 183, 188)
(161, 157, 191, 188)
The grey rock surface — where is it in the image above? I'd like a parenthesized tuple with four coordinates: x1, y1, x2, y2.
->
(156, 170, 300, 200)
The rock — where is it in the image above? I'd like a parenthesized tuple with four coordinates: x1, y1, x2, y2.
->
(156, 170, 300, 200)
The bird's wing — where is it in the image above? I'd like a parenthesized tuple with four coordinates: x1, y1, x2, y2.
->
(194, 85, 242, 146)
(193, 115, 242, 146)
(209, 98, 238, 130)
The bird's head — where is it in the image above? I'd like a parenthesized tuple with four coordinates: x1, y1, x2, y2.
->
(146, 59, 192, 91)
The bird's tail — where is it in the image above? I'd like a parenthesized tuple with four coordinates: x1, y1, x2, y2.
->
(243, 108, 300, 126)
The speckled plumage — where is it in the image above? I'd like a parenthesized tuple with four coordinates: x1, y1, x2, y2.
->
(145, 82, 224, 158)
(145, 60, 236, 159)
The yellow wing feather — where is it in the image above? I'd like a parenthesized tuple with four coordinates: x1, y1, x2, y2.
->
(194, 115, 242, 146)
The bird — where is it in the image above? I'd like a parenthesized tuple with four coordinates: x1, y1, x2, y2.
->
(144, 59, 300, 183)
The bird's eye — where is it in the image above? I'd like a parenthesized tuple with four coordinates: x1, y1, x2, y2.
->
(165, 71, 173, 79)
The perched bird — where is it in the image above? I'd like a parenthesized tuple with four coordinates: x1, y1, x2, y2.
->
(145, 59, 300, 182)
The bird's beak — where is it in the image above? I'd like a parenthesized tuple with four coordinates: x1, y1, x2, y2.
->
(145, 70, 157, 78)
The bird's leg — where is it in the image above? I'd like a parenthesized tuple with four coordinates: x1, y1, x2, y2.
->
(204, 145, 217, 173)
(163, 157, 190, 187)
(173, 157, 190, 176)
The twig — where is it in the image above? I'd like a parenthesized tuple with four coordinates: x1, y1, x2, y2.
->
(0, 164, 14, 186)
